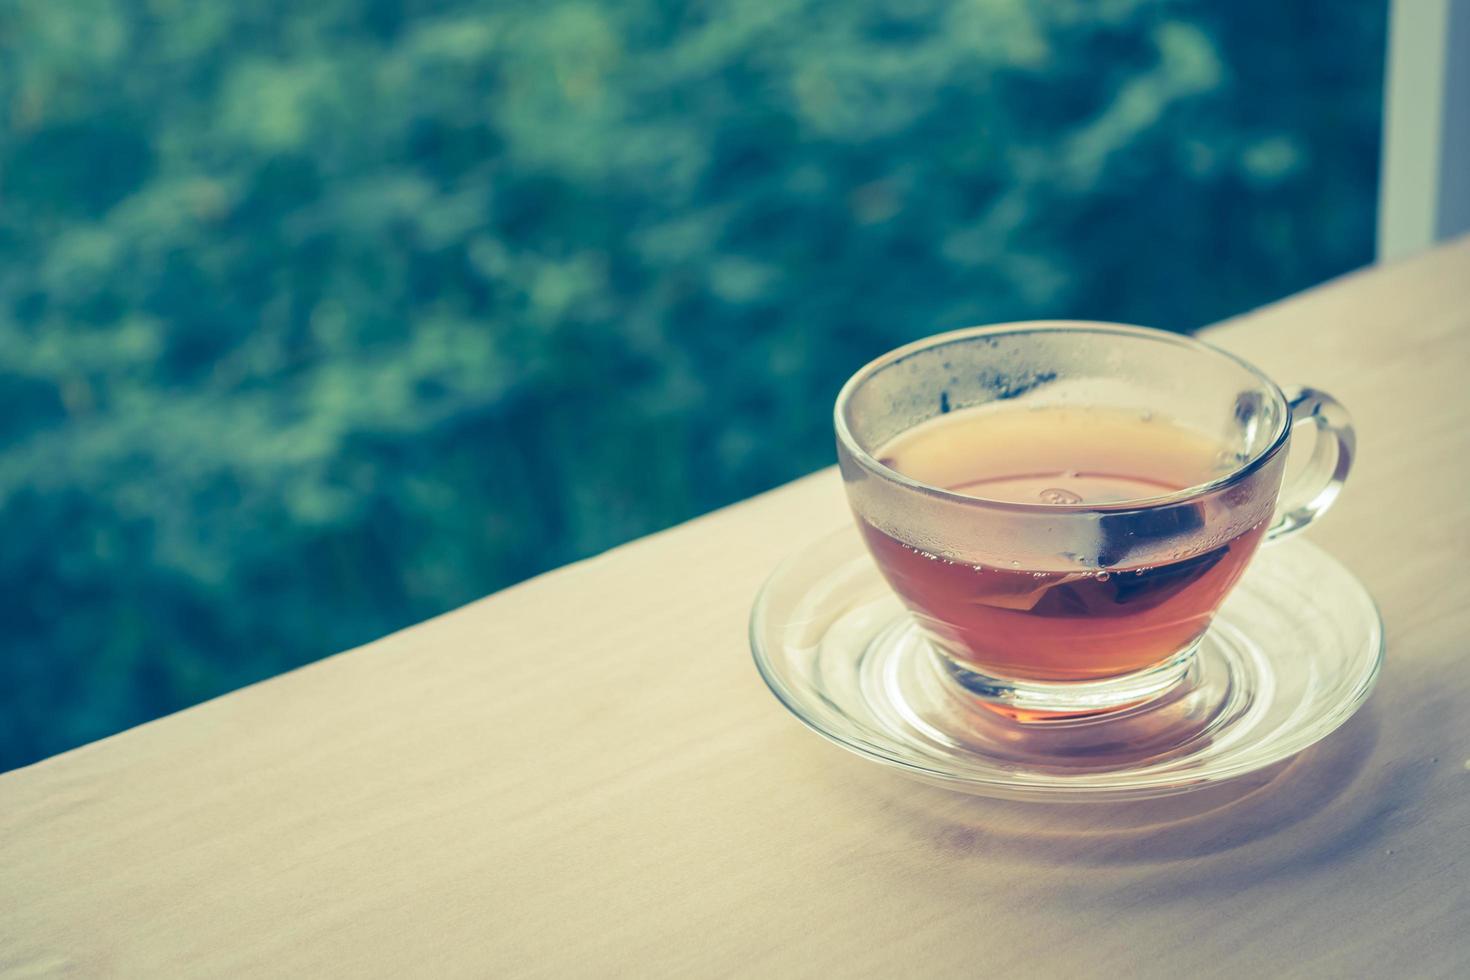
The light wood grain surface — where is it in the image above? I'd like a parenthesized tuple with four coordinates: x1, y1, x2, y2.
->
(3, 239, 1470, 979)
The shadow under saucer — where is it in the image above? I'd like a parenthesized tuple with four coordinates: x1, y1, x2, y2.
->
(825, 705, 1417, 884)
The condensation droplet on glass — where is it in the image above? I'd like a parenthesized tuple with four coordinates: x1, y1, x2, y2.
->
(1096, 571, 1110, 582)
(1140, 410, 1154, 422)
(1010, 560, 1020, 567)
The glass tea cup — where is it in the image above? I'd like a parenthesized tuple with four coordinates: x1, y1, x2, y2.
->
(835, 321, 1353, 716)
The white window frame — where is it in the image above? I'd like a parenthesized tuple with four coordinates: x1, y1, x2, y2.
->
(1378, 0, 1470, 260)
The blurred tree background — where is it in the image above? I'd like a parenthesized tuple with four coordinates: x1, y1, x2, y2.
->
(0, 0, 1383, 770)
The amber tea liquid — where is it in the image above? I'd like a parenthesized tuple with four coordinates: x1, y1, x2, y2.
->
(863, 407, 1267, 681)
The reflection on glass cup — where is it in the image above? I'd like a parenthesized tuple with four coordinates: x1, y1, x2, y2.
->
(835, 322, 1354, 716)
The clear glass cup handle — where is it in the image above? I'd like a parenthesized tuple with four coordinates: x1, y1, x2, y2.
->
(1267, 386, 1355, 541)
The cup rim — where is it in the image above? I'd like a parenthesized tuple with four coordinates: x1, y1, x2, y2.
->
(833, 320, 1292, 514)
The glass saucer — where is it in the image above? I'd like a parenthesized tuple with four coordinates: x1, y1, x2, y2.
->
(749, 526, 1383, 802)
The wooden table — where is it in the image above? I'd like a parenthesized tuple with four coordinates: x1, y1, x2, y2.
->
(4, 239, 1469, 978)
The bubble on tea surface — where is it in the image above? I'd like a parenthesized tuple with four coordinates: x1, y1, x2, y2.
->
(1039, 487, 1083, 505)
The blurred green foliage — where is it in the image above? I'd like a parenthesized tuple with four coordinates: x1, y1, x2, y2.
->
(0, 0, 1382, 769)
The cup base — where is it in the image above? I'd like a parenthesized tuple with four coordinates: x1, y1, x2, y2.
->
(939, 641, 1202, 720)
(863, 619, 1247, 770)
